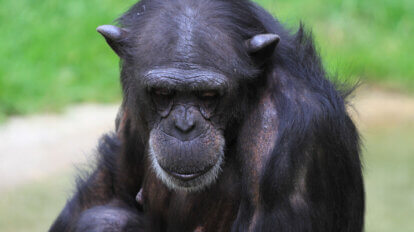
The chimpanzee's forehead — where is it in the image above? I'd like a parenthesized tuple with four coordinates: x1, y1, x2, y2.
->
(132, 20, 240, 72)
(120, 0, 258, 79)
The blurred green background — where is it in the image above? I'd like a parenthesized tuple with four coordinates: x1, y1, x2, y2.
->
(0, 0, 413, 231)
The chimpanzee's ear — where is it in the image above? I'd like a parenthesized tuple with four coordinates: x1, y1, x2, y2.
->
(97, 25, 129, 57)
(245, 34, 280, 60)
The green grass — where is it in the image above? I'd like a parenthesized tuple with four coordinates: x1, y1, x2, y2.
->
(0, 0, 129, 120)
(1, 124, 413, 231)
(257, 0, 414, 89)
(0, 0, 413, 120)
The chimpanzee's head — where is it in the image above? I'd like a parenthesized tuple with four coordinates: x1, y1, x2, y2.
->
(97, 0, 279, 192)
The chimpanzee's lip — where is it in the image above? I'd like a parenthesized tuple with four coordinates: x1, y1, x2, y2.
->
(162, 166, 212, 181)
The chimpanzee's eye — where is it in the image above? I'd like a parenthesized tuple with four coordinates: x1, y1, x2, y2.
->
(197, 91, 220, 119)
(198, 91, 219, 101)
(150, 88, 174, 117)
(154, 88, 173, 97)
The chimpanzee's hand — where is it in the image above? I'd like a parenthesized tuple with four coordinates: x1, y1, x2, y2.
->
(75, 206, 146, 232)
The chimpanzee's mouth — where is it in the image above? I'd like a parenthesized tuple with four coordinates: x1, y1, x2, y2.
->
(162, 165, 212, 181)
(149, 150, 224, 192)
(148, 129, 225, 192)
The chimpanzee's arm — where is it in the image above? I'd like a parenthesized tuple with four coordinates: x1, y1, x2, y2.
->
(49, 168, 147, 232)
(49, 134, 147, 232)
(50, 200, 146, 232)
(232, 70, 364, 231)
(53, 203, 145, 232)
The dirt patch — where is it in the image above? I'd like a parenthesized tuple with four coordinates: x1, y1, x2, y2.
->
(0, 104, 118, 190)
(349, 86, 414, 129)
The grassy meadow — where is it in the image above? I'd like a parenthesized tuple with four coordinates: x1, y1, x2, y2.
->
(0, 0, 413, 120)
(260, 0, 414, 89)
(0, 0, 413, 231)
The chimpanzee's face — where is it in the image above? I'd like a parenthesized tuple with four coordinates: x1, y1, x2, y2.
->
(96, 3, 279, 192)
(136, 66, 232, 192)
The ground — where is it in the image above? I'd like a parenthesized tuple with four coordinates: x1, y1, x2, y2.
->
(0, 86, 413, 232)
(0, 104, 118, 189)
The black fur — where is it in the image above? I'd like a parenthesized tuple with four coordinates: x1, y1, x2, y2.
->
(50, 0, 364, 231)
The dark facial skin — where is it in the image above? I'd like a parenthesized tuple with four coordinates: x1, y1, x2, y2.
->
(139, 67, 229, 191)
(93, 0, 280, 204)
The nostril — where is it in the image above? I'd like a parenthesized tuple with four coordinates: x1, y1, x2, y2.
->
(172, 106, 198, 134)
(175, 119, 195, 133)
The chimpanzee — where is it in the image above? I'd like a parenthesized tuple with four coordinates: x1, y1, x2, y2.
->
(49, 0, 364, 231)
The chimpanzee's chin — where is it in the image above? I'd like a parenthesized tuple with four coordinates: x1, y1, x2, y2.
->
(148, 137, 224, 192)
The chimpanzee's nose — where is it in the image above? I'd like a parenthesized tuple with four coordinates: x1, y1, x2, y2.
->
(175, 117, 195, 133)
(174, 106, 196, 133)
(166, 105, 204, 141)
